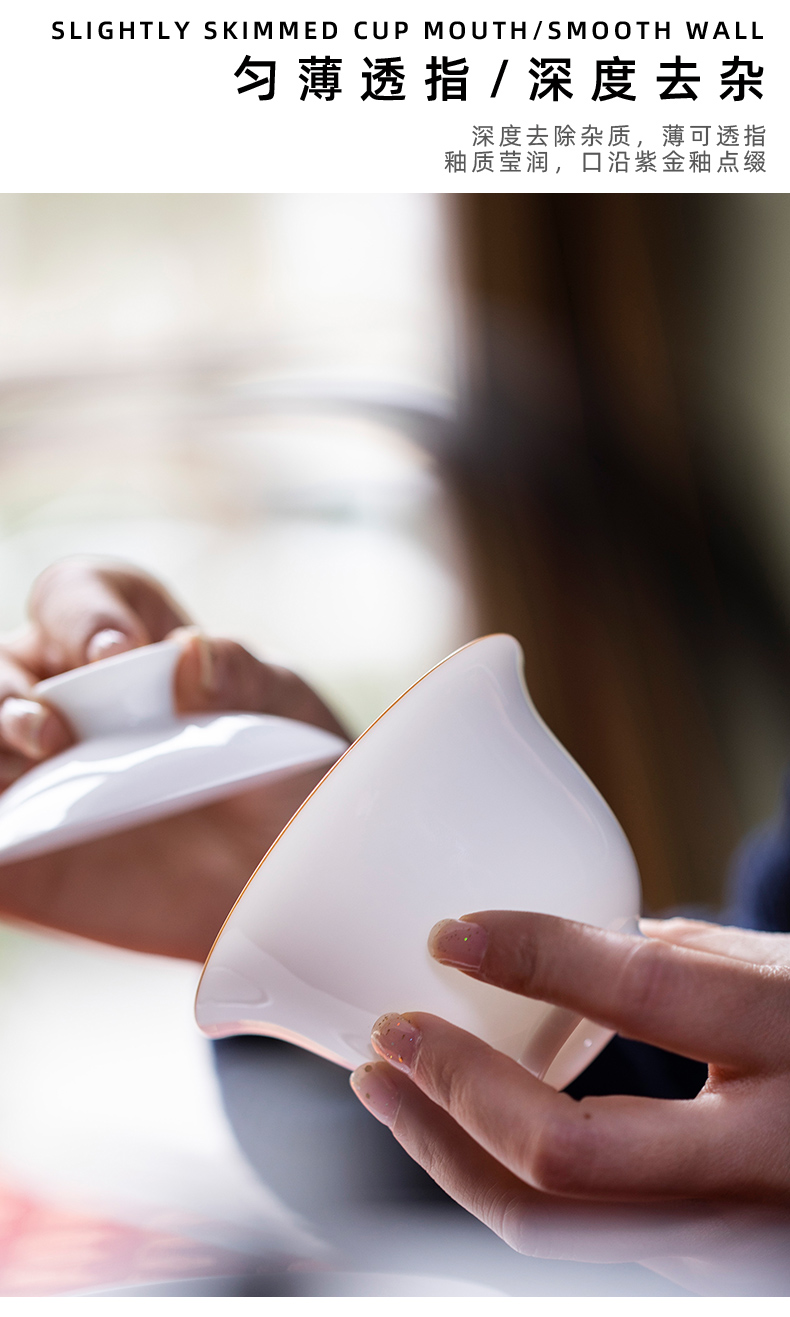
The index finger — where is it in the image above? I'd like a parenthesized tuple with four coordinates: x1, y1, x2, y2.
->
(367, 1013, 736, 1200)
(429, 911, 790, 1070)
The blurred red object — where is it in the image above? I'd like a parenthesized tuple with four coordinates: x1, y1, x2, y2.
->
(0, 1177, 258, 1296)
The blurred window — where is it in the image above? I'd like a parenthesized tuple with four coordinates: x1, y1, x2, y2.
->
(0, 196, 476, 732)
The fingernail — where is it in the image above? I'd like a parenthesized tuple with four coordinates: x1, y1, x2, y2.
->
(170, 627, 215, 694)
(349, 1062, 401, 1127)
(371, 1014, 422, 1074)
(86, 629, 132, 663)
(428, 918, 488, 971)
(0, 698, 63, 760)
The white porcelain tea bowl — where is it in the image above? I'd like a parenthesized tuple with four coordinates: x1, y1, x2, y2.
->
(196, 634, 641, 1091)
(0, 640, 348, 864)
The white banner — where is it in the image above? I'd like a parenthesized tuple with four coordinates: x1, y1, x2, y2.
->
(0, 1, 781, 190)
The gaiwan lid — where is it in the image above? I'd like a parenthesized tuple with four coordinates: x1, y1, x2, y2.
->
(0, 640, 347, 865)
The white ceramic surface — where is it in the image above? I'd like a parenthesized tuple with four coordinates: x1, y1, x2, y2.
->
(0, 641, 348, 864)
(196, 634, 641, 1090)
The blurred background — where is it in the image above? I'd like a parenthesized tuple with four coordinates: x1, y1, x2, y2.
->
(1, 193, 790, 913)
(1, 193, 790, 1293)
(0, 195, 469, 737)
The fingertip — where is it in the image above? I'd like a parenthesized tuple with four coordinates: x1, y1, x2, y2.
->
(0, 697, 72, 760)
(85, 628, 136, 663)
(167, 624, 201, 645)
(172, 629, 215, 712)
(428, 917, 488, 971)
(638, 916, 722, 949)
(637, 917, 664, 934)
(428, 919, 452, 955)
(349, 1061, 401, 1127)
(638, 916, 693, 937)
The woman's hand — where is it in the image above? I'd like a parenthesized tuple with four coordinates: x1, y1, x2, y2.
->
(0, 557, 347, 960)
(349, 911, 790, 1223)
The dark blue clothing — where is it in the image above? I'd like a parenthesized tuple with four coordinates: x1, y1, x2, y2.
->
(723, 775, 790, 933)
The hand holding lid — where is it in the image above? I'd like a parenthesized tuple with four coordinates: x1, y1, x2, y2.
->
(0, 559, 348, 958)
(0, 639, 347, 865)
